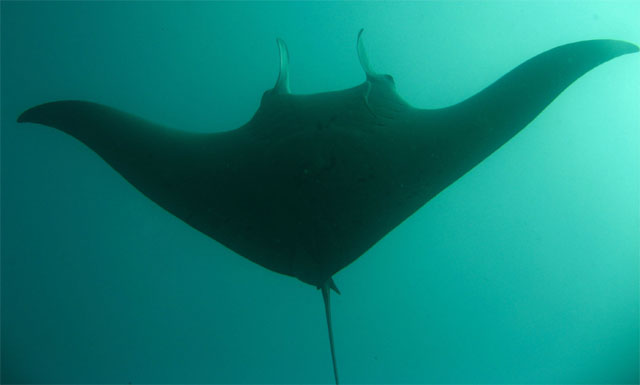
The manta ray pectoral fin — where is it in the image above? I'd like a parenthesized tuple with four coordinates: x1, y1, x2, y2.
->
(16, 100, 168, 153)
(273, 37, 291, 94)
(409, 39, 638, 199)
(16, 101, 204, 217)
(438, 39, 639, 154)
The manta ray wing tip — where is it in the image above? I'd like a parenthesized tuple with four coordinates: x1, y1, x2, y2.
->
(16, 111, 28, 123)
(17, 106, 37, 123)
(611, 39, 639, 54)
(602, 39, 639, 57)
(16, 101, 66, 124)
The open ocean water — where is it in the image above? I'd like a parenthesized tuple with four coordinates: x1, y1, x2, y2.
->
(1, 1, 639, 384)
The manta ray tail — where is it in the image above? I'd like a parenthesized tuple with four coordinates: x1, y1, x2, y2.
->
(322, 278, 340, 385)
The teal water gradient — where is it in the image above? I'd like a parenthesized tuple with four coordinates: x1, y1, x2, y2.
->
(2, 1, 638, 383)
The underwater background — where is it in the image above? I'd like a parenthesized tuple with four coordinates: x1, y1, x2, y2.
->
(1, 1, 638, 384)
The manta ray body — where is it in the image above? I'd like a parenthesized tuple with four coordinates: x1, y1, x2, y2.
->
(18, 30, 637, 383)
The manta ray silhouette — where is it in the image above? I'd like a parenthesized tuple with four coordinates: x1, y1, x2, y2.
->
(17, 30, 637, 383)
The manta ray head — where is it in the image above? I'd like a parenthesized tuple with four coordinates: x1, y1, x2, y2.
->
(255, 29, 410, 136)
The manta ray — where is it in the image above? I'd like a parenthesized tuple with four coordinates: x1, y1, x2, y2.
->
(17, 30, 637, 383)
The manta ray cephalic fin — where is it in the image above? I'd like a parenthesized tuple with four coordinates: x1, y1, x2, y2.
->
(357, 28, 375, 79)
(274, 37, 291, 94)
(357, 29, 378, 116)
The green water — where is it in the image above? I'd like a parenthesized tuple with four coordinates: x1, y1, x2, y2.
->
(2, 1, 638, 383)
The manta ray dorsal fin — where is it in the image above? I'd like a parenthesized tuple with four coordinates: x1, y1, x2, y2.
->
(274, 37, 290, 94)
(357, 28, 375, 79)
